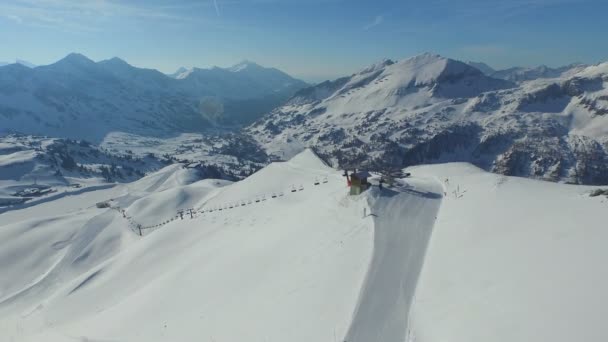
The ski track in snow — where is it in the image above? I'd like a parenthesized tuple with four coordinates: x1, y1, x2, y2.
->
(345, 178, 442, 342)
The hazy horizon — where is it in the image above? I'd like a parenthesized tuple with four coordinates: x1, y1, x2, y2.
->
(2, 0, 608, 82)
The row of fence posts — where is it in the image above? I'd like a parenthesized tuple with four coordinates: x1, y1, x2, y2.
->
(111, 176, 330, 236)
(194, 176, 328, 215)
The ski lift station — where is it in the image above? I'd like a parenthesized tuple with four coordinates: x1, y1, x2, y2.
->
(346, 170, 371, 195)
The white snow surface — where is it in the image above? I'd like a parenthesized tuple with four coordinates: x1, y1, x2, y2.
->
(407, 163, 608, 342)
(2, 149, 608, 342)
(0, 149, 374, 342)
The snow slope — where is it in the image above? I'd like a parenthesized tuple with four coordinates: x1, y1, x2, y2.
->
(407, 163, 608, 342)
(2, 149, 607, 342)
(346, 179, 442, 342)
(0, 149, 376, 342)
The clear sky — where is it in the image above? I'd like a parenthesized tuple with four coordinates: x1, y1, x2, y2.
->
(1, 0, 607, 82)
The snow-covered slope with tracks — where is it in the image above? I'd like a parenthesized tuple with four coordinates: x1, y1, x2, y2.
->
(1, 150, 607, 342)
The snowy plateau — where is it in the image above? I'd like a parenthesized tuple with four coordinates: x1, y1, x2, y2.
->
(1, 52, 608, 342)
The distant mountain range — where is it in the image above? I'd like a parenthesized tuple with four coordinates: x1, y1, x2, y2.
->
(0, 54, 307, 141)
(466, 61, 588, 83)
(2, 52, 607, 185)
(0, 59, 36, 68)
(248, 53, 608, 185)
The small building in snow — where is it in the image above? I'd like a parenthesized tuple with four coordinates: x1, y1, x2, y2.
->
(346, 170, 371, 195)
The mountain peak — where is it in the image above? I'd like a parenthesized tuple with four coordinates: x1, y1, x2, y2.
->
(173, 66, 189, 74)
(172, 67, 194, 79)
(391, 53, 484, 86)
(229, 60, 263, 72)
(15, 59, 36, 68)
(360, 58, 395, 74)
(0, 59, 36, 68)
(56, 53, 95, 66)
(107, 57, 130, 65)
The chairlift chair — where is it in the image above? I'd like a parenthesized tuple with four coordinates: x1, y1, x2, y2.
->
(291, 185, 297, 193)
(271, 192, 277, 198)
(323, 176, 328, 183)
(314, 177, 320, 185)
(298, 184, 304, 191)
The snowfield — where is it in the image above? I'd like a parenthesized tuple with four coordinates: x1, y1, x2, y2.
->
(1, 150, 607, 342)
(1, 150, 374, 342)
(408, 163, 608, 342)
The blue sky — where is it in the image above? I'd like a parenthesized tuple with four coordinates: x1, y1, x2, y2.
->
(1, 0, 607, 82)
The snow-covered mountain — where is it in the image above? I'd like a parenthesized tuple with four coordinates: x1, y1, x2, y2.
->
(168, 66, 191, 79)
(170, 61, 308, 124)
(0, 54, 307, 141)
(492, 63, 588, 83)
(248, 53, 608, 185)
(170, 60, 307, 97)
(467, 61, 587, 82)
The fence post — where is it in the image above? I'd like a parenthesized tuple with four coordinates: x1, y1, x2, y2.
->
(138, 224, 142, 236)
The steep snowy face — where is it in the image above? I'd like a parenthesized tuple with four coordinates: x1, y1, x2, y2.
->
(248, 54, 608, 185)
(0, 54, 308, 141)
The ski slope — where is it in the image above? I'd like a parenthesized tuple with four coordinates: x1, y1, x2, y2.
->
(2, 150, 608, 342)
(346, 179, 442, 342)
(0, 150, 376, 342)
